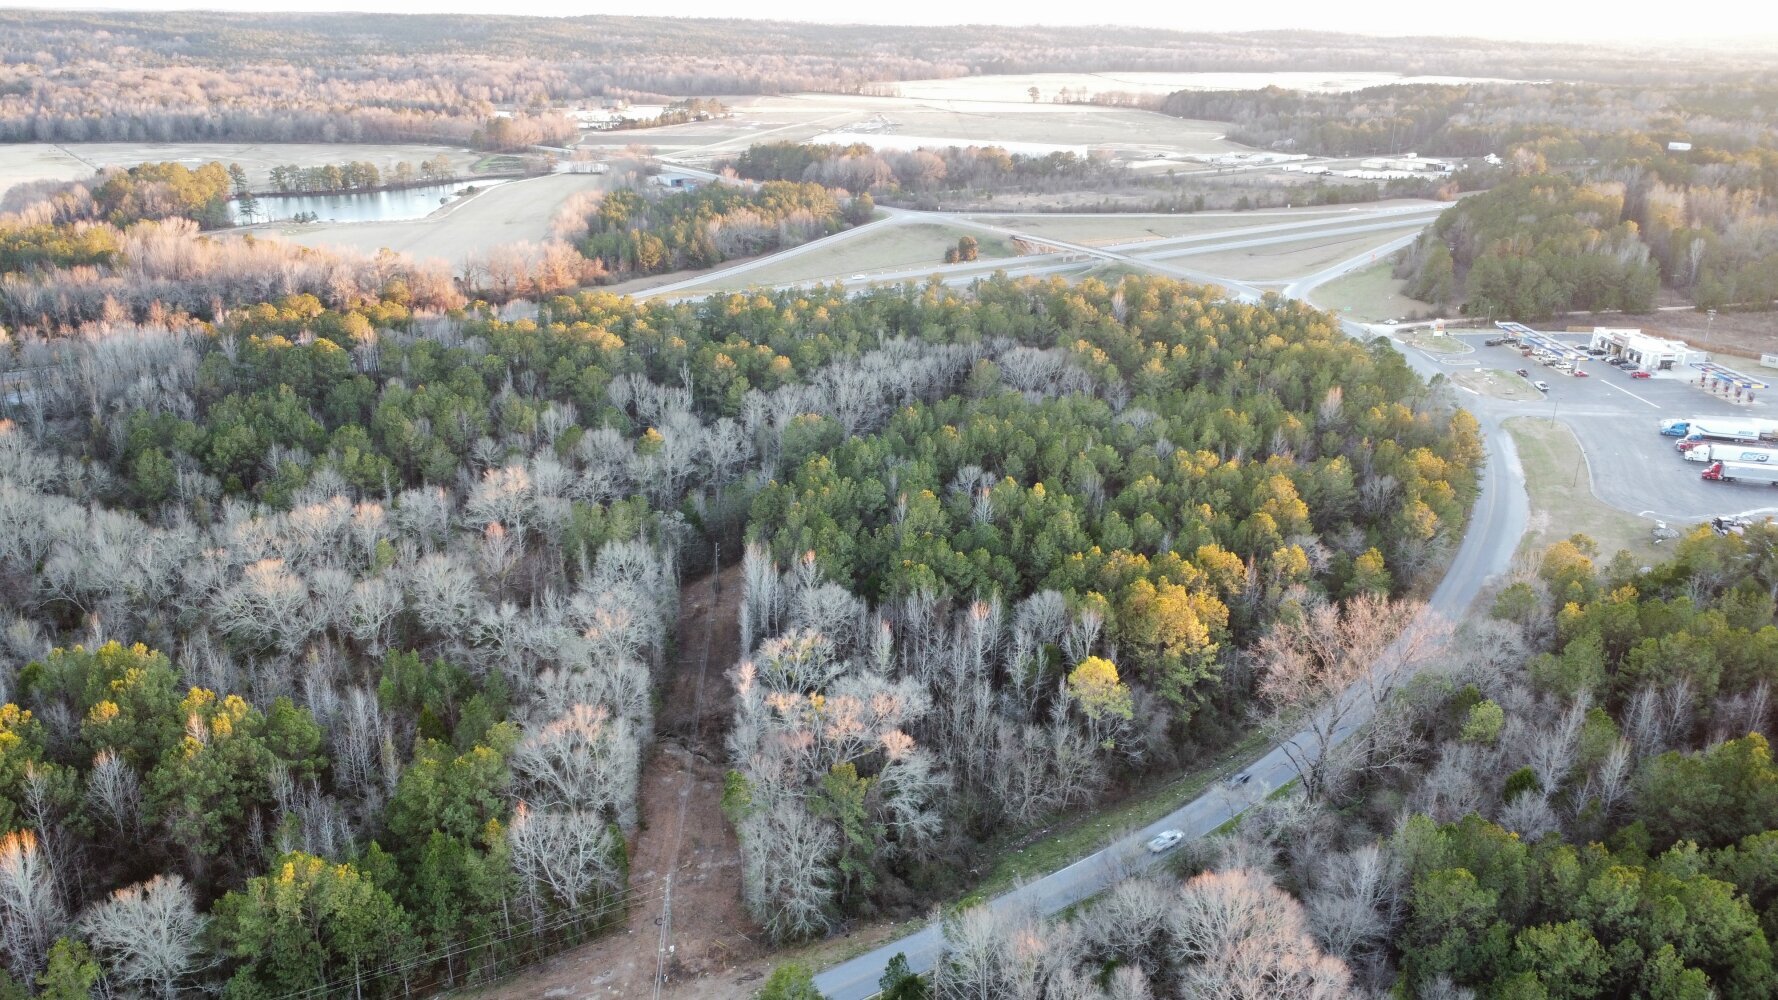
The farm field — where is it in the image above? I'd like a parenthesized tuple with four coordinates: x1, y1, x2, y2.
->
(0, 144, 92, 202)
(0, 141, 489, 198)
(247, 172, 610, 268)
(1306, 259, 1439, 322)
(807, 106, 1238, 157)
(606, 94, 1244, 166)
(1179, 224, 1429, 281)
(695, 222, 1017, 291)
(881, 71, 1535, 103)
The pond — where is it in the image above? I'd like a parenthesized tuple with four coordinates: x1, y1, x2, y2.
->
(230, 179, 508, 224)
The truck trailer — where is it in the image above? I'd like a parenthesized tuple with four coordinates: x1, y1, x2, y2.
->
(1677, 421, 1767, 445)
(1683, 444, 1778, 464)
(1701, 461, 1778, 485)
(1661, 417, 1778, 438)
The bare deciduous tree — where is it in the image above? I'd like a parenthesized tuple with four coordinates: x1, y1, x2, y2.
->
(511, 704, 640, 829)
(85, 750, 143, 842)
(508, 804, 623, 919)
(1171, 867, 1355, 999)
(0, 829, 67, 984)
(78, 874, 209, 1000)
(1256, 594, 1441, 801)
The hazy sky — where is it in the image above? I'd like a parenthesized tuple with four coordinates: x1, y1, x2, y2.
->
(33, 0, 1778, 45)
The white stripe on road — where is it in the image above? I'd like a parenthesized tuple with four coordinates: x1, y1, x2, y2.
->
(1600, 380, 1662, 409)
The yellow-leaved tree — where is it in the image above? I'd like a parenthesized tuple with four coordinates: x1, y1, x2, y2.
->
(1068, 655, 1133, 748)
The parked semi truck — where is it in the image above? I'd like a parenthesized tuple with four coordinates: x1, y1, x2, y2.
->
(1701, 461, 1778, 485)
(1677, 431, 1776, 452)
(1673, 422, 1767, 445)
(1683, 444, 1778, 463)
(1662, 417, 1778, 439)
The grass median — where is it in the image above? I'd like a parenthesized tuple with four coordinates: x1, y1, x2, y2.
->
(1305, 260, 1433, 323)
(1454, 368, 1542, 401)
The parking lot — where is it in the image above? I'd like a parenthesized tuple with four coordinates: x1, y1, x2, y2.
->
(1449, 334, 1778, 523)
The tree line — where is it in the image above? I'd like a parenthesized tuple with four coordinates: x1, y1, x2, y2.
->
(563, 182, 868, 280)
(264, 156, 461, 195)
(1157, 80, 1778, 160)
(727, 142, 1128, 199)
(725, 139, 1449, 214)
(611, 98, 729, 130)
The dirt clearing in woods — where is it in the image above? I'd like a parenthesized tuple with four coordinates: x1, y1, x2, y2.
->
(476, 561, 781, 1000)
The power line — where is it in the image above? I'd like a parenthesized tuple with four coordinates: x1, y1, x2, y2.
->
(653, 541, 720, 1000)
(266, 873, 676, 1000)
(274, 550, 732, 1000)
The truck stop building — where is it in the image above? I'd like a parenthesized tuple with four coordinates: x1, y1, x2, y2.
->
(1586, 328, 1707, 372)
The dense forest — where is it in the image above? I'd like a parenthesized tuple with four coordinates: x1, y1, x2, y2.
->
(1393, 147, 1778, 318)
(1157, 80, 1778, 159)
(723, 276, 1478, 937)
(1, 12, 1766, 145)
(0, 190, 1479, 997)
(561, 181, 868, 280)
(1396, 176, 1661, 318)
(916, 528, 1778, 999)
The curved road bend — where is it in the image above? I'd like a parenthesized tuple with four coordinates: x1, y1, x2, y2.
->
(812, 256, 1528, 1000)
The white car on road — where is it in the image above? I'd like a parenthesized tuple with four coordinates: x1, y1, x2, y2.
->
(1145, 829, 1185, 854)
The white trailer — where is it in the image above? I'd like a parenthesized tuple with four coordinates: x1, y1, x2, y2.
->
(1702, 461, 1778, 485)
(1684, 444, 1778, 464)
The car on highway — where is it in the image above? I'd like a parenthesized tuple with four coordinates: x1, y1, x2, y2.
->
(1226, 772, 1253, 788)
(1573, 369, 1589, 377)
(1631, 370, 1652, 379)
(1534, 380, 1551, 392)
(1516, 368, 1531, 377)
(1145, 829, 1185, 854)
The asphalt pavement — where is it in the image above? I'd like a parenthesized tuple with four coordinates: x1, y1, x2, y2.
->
(1430, 335, 1778, 524)
(637, 201, 1445, 302)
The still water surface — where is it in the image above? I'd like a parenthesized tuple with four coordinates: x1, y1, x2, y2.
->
(231, 179, 507, 224)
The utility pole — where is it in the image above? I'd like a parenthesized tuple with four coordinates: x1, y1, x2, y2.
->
(653, 874, 673, 999)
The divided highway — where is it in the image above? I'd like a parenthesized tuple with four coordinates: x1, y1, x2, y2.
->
(636, 201, 1445, 302)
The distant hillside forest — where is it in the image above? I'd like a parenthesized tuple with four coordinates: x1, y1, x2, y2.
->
(1156, 80, 1778, 160)
(0, 12, 1767, 145)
